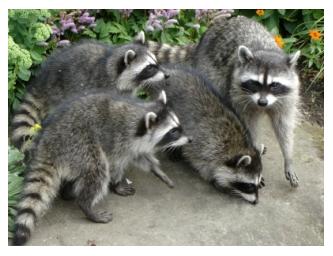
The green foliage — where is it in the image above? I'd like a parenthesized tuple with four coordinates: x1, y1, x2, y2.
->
(8, 146, 25, 238)
(8, 9, 53, 112)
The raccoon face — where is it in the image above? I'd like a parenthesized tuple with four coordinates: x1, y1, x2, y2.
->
(136, 91, 191, 151)
(233, 45, 300, 108)
(214, 152, 263, 204)
(116, 33, 169, 93)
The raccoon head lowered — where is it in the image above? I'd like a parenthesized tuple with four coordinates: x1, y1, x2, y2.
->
(112, 32, 169, 95)
(135, 90, 191, 153)
(231, 45, 300, 109)
(213, 146, 265, 204)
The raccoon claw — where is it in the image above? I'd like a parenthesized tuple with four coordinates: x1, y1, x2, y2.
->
(111, 179, 136, 196)
(285, 171, 299, 187)
(87, 210, 113, 223)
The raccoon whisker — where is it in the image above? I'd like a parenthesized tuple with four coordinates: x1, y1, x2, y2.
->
(242, 99, 252, 112)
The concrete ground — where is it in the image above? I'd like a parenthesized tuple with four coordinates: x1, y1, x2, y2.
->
(21, 120, 323, 246)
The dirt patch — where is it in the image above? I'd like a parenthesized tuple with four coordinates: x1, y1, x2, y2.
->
(299, 68, 324, 127)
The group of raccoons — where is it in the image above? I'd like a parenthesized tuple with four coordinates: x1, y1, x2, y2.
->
(10, 15, 301, 245)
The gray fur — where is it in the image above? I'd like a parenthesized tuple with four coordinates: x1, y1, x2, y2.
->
(146, 16, 301, 187)
(10, 37, 168, 153)
(13, 90, 189, 245)
(150, 65, 263, 204)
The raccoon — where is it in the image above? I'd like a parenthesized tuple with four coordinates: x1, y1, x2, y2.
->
(150, 65, 265, 205)
(144, 16, 301, 187)
(10, 32, 169, 153)
(13, 90, 190, 245)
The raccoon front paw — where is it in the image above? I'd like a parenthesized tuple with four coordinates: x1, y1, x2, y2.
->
(258, 177, 265, 189)
(285, 170, 299, 187)
(113, 183, 136, 196)
(111, 178, 136, 196)
(87, 210, 113, 223)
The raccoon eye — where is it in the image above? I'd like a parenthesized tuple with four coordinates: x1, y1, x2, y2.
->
(270, 82, 281, 88)
(169, 128, 181, 138)
(231, 182, 257, 194)
(146, 64, 158, 72)
(240, 80, 260, 93)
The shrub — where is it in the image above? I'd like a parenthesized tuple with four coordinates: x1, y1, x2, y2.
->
(8, 146, 25, 238)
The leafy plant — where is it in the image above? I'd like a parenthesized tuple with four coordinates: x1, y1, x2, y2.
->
(8, 146, 25, 238)
(8, 10, 53, 112)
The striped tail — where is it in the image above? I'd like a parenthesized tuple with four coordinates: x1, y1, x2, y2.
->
(13, 160, 60, 245)
(147, 40, 196, 64)
(10, 92, 44, 153)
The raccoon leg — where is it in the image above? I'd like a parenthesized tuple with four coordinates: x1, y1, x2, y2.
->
(146, 155, 174, 188)
(242, 110, 265, 153)
(75, 164, 112, 223)
(110, 178, 136, 196)
(269, 109, 299, 187)
(135, 155, 174, 188)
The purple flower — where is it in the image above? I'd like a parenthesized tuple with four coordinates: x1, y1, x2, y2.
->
(145, 9, 180, 32)
(119, 9, 133, 18)
(57, 40, 71, 47)
(78, 12, 95, 25)
(52, 26, 61, 36)
(164, 19, 178, 28)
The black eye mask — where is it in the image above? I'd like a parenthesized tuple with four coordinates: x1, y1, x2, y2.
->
(156, 126, 183, 147)
(230, 181, 257, 194)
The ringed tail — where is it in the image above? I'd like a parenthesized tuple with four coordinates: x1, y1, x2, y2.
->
(10, 93, 43, 153)
(13, 160, 59, 245)
(146, 40, 196, 64)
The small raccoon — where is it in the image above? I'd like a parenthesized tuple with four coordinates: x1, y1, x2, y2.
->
(13, 90, 190, 245)
(10, 32, 169, 153)
(150, 65, 265, 205)
(144, 16, 301, 187)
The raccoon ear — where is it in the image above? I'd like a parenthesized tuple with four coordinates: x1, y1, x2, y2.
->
(158, 90, 167, 105)
(238, 45, 253, 64)
(124, 49, 136, 66)
(225, 154, 252, 168)
(288, 50, 301, 67)
(145, 112, 158, 130)
(237, 155, 252, 167)
(134, 31, 145, 44)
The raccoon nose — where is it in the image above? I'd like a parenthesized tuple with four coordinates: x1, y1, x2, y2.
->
(164, 73, 170, 79)
(257, 98, 268, 107)
(187, 136, 193, 143)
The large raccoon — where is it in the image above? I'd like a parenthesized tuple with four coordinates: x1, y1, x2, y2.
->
(150, 65, 265, 205)
(10, 32, 169, 153)
(13, 90, 190, 245)
(145, 16, 301, 187)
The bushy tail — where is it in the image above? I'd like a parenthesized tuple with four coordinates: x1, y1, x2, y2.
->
(147, 40, 196, 64)
(10, 92, 44, 153)
(13, 160, 60, 245)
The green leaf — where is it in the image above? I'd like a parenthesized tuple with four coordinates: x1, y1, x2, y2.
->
(82, 29, 97, 39)
(17, 68, 31, 81)
(277, 9, 286, 16)
(30, 50, 43, 63)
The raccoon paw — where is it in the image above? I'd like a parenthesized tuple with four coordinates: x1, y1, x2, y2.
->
(112, 179, 136, 196)
(285, 171, 299, 187)
(87, 210, 113, 223)
(258, 177, 265, 189)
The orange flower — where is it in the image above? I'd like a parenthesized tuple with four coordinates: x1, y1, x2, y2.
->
(256, 9, 265, 16)
(274, 35, 284, 48)
(309, 29, 321, 41)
